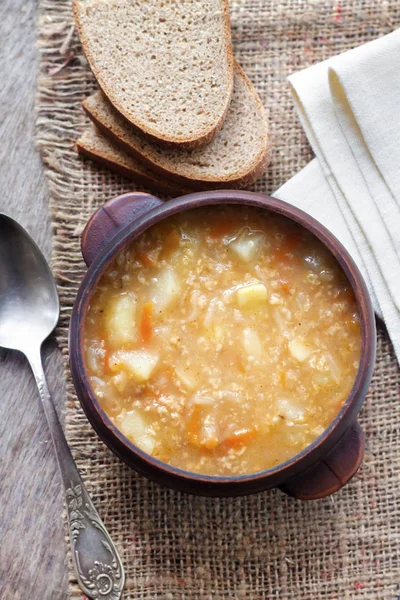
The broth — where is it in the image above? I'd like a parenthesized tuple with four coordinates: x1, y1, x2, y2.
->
(84, 206, 362, 475)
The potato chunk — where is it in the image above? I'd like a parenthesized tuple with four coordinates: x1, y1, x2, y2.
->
(86, 341, 106, 375)
(104, 293, 136, 348)
(120, 410, 156, 455)
(243, 328, 263, 360)
(175, 367, 197, 390)
(230, 230, 266, 263)
(109, 349, 159, 382)
(288, 339, 314, 362)
(151, 268, 180, 312)
(111, 371, 128, 393)
(276, 397, 305, 422)
(237, 283, 268, 308)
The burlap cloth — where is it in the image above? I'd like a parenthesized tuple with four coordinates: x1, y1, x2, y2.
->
(37, 1, 400, 598)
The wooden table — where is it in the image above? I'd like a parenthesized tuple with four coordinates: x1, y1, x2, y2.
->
(0, 1, 68, 598)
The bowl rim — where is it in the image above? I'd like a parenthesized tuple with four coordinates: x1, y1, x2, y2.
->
(69, 190, 376, 486)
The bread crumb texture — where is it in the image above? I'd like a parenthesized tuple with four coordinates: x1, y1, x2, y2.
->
(74, 0, 233, 142)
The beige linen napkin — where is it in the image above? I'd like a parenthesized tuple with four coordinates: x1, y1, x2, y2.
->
(275, 28, 400, 363)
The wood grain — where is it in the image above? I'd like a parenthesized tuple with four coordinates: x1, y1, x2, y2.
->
(0, 1, 68, 598)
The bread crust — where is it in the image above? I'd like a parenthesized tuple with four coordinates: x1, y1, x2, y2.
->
(73, 0, 234, 150)
(83, 62, 271, 190)
(76, 138, 186, 196)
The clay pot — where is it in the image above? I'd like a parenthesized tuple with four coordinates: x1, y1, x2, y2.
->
(69, 190, 376, 499)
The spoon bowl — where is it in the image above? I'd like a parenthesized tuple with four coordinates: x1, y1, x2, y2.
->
(0, 214, 59, 352)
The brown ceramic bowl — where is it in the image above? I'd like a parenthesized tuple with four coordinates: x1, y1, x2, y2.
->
(69, 190, 376, 499)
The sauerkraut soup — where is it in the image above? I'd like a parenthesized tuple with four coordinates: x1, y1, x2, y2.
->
(84, 206, 362, 476)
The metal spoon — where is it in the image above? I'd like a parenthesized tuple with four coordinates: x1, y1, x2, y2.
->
(0, 214, 125, 600)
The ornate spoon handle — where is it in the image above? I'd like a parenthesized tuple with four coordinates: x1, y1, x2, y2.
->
(28, 346, 125, 600)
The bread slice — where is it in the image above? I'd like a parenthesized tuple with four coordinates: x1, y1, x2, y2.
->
(77, 126, 186, 196)
(83, 63, 270, 190)
(73, 0, 234, 149)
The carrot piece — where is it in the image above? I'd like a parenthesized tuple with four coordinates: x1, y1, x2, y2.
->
(222, 428, 257, 449)
(102, 346, 113, 375)
(187, 406, 219, 450)
(280, 370, 287, 388)
(140, 301, 153, 343)
(237, 355, 246, 374)
(187, 404, 202, 446)
(141, 385, 161, 400)
(137, 251, 158, 268)
(163, 365, 175, 379)
(279, 280, 290, 294)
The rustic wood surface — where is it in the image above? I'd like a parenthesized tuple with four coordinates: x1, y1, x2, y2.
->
(0, 1, 68, 598)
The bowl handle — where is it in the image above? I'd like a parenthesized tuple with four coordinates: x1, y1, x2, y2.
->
(81, 192, 164, 267)
(279, 421, 365, 500)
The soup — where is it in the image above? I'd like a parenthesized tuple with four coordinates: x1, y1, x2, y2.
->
(84, 206, 362, 476)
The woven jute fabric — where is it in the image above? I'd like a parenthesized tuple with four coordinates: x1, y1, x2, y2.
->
(37, 1, 400, 598)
